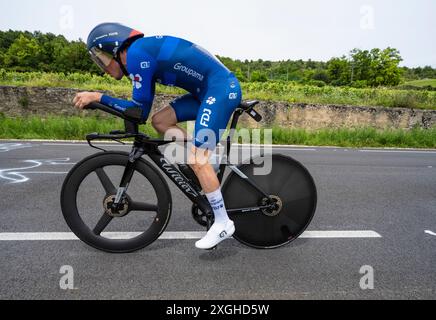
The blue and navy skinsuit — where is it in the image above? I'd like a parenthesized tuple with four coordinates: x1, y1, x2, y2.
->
(100, 36, 242, 150)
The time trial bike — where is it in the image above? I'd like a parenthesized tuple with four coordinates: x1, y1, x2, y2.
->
(60, 101, 317, 253)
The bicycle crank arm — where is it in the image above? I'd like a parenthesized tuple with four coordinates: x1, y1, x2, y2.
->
(227, 205, 272, 215)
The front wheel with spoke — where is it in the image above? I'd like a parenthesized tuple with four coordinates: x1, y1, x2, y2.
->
(61, 151, 172, 253)
(222, 154, 317, 249)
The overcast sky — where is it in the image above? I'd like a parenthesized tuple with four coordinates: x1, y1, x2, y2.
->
(1, 0, 434, 67)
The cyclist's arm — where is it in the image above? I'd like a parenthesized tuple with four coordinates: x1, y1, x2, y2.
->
(100, 51, 157, 122)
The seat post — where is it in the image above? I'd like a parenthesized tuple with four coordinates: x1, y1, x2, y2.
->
(230, 108, 243, 131)
(226, 108, 244, 158)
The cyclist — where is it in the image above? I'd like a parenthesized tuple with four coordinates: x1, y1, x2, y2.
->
(73, 23, 242, 250)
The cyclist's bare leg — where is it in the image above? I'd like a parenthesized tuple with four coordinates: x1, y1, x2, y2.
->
(152, 106, 219, 192)
(190, 146, 235, 249)
(151, 106, 187, 140)
(189, 146, 219, 193)
(153, 107, 234, 248)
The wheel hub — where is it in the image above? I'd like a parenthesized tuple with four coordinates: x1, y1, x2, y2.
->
(103, 195, 130, 217)
(261, 195, 283, 217)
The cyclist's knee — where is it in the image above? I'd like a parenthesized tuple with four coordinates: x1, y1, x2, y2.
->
(152, 106, 178, 133)
(151, 114, 162, 132)
(152, 113, 168, 133)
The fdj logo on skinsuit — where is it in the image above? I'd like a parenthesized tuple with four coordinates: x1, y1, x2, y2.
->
(200, 108, 212, 127)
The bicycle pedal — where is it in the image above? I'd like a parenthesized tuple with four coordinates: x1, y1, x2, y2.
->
(206, 246, 218, 251)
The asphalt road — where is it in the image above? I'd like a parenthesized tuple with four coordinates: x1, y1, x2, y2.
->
(0, 141, 435, 300)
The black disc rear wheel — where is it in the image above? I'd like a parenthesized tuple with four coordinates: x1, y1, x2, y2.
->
(222, 154, 317, 249)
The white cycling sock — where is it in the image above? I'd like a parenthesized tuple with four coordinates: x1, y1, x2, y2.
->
(206, 189, 230, 226)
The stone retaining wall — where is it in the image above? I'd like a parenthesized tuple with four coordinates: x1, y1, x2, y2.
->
(1, 85, 435, 129)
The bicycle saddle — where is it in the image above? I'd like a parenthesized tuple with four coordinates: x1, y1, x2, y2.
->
(240, 100, 260, 110)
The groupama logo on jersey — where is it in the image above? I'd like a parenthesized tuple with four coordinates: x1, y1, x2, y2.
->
(129, 74, 142, 89)
(173, 63, 204, 82)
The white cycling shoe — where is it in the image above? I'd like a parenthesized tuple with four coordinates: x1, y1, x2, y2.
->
(195, 220, 236, 250)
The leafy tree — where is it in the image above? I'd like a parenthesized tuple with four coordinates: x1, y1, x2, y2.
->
(422, 66, 436, 78)
(251, 70, 268, 82)
(234, 67, 247, 82)
(307, 80, 326, 87)
(367, 47, 403, 86)
(54, 40, 99, 73)
(0, 30, 32, 52)
(327, 57, 350, 86)
(0, 30, 433, 87)
(327, 48, 403, 87)
(350, 49, 372, 82)
(4, 35, 43, 71)
(312, 69, 329, 83)
(35, 32, 67, 71)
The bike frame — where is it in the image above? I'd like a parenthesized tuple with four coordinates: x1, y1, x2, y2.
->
(86, 102, 275, 222)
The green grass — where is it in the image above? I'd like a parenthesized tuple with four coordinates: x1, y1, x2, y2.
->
(1, 71, 435, 110)
(0, 70, 183, 96)
(1, 115, 435, 149)
(404, 79, 436, 88)
(268, 126, 436, 149)
(0, 115, 158, 140)
(242, 83, 436, 110)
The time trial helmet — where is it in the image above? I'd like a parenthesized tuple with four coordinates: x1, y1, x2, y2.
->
(87, 22, 144, 72)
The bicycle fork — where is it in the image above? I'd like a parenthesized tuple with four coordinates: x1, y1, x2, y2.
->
(110, 145, 145, 211)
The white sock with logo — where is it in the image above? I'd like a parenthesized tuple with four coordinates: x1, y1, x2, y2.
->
(206, 189, 230, 226)
(196, 189, 235, 249)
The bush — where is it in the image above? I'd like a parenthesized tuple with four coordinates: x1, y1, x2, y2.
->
(351, 80, 368, 88)
(307, 80, 326, 87)
(389, 92, 418, 109)
(312, 70, 329, 83)
(331, 79, 348, 87)
(251, 71, 268, 82)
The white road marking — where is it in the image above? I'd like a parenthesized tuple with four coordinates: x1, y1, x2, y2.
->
(300, 231, 382, 238)
(0, 231, 382, 241)
(41, 142, 318, 151)
(39, 143, 318, 151)
(0, 158, 74, 184)
(0, 143, 33, 153)
(239, 147, 317, 152)
(15, 171, 69, 174)
(3, 141, 433, 153)
(424, 230, 436, 237)
(160, 232, 206, 240)
(360, 150, 436, 154)
(42, 143, 124, 147)
(2, 140, 436, 152)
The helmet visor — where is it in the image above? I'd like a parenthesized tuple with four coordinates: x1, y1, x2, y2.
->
(89, 47, 114, 71)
